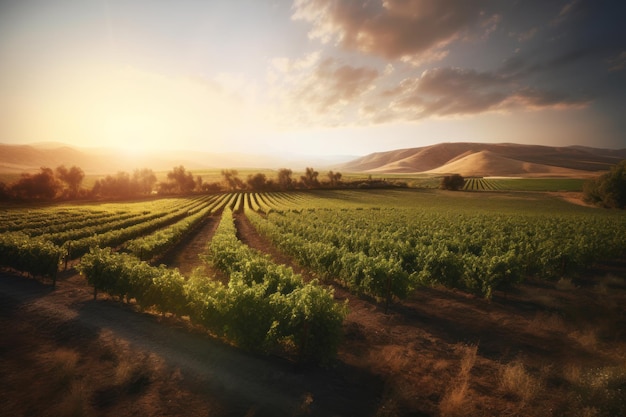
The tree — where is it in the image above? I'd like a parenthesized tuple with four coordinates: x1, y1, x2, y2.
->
(221, 169, 244, 191)
(246, 173, 268, 191)
(132, 168, 157, 195)
(277, 168, 294, 190)
(440, 174, 465, 191)
(0, 182, 8, 201)
(11, 167, 61, 200)
(166, 165, 195, 194)
(301, 167, 319, 188)
(56, 165, 84, 198)
(93, 171, 132, 198)
(326, 170, 342, 187)
(583, 160, 626, 208)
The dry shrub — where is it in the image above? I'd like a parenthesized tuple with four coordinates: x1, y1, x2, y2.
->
(527, 311, 566, 334)
(569, 327, 598, 350)
(498, 361, 540, 403)
(56, 382, 88, 417)
(40, 348, 80, 390)
(114, 355, 152, 395)
(439, 344, 478, 416)
(566, 363, 626, 417)
(556, 277, 577, 291)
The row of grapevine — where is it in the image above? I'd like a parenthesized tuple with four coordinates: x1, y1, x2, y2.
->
(248, 205, 626, 299)
(125, 194, 229, 260)
(0, 232, 64, 281)
(78, 247, 188, 314)
(19, 195, 208, 245)
(0, 196, 191, 233)
(195, 207, 346, 362)
(463, 178, 500, 191)
(76, 207, 346, 363)
(0, 208, 117, 234)
(63, 196, 217, 260)
(245, 208, 410, 307)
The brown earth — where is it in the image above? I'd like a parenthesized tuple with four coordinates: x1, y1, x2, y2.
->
(340, 142, 626, 176)
(1, 212, 626, 416)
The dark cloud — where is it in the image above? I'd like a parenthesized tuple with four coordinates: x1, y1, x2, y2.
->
(293, 0, 496, 63)
(377, 67, 590, 120)
(289, 0, 622, 129)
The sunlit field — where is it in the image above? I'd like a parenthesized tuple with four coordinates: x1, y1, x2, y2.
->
(2, 188, 625, 416)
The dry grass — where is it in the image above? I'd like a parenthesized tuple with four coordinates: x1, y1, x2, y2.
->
(40, 348, 80, 390)
(569, 327, 599, 350)
(439, 344, 478, 416)
(556, 277, 577, 291)
(563, 362, 626, 417)
(527, 311, 566, 334)
(498, 360, 540, 404)
(56, 382, 89, 417)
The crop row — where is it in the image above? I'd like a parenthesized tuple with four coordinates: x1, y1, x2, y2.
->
(463, 178, 500, 191)
(0, 195, 219, 277)
(199, 207, 346, 361)
(63, 195, 217, 260)
(245, 207, 410, 306)
(125, 193, 230, 260)
(0, 232, 64, 281)
(247, 206, 626, 299)
(76, 207, 346, 363)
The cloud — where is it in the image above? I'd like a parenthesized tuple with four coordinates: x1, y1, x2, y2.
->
(268, 53, 379, 126)
(516, 27, 538, 42)
(608, 51, 626, 72)
(369, 67, 591, 122)
(552, 0, 581, 25)
(292, 0, 497, 64)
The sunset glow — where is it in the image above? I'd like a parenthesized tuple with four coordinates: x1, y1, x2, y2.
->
(1, 0, 624, 156)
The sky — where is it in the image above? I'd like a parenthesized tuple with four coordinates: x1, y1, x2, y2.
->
(1, 0, 625, 157)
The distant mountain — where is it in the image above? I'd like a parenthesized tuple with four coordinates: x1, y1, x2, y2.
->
(339, 143, 626, 177)
(0, 143, 355, 174)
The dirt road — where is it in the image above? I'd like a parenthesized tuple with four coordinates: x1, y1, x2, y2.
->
(0, 272, 382, 417)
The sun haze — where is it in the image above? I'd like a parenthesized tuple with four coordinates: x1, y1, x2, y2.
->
(1, 0, 625, 156)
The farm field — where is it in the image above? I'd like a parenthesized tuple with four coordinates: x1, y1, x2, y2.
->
(1, 188, 626, 417)
(463, 177, 586, 192)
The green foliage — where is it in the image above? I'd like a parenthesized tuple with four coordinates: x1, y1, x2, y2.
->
(77, 247, 187, 315)
(248, 202, 626, 300)
(0, 232, 63, 278)
(125, 195, 220, 260)
(203, 207, 346, 362)
(440, 174, 465, 191)
(584, 160, 626, 208)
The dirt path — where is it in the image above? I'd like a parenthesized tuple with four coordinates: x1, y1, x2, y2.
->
(159, 215, 219, 275)
(234, 213, 318, 281)
(0, 272, 382, 417)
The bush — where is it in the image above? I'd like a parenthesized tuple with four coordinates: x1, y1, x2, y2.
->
(583, 160, 626, 208)
(441, 174, 465, 191)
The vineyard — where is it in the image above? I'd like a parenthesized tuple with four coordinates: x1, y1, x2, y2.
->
(2, 188, 626, 415)
(463, 177, 586, 191)
(2, 189, 625, 333)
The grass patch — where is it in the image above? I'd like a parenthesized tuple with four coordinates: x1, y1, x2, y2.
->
(498, 360, 541, 404)
(439, 344, 478, 416)
(566, 364, 626, 417)
(40, 348, 80, 391)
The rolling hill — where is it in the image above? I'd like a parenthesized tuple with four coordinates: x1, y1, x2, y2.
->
(0, 143, 353, 175)
(339, 142, 626, 177)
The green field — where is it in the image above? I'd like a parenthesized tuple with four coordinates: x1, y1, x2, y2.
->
(2, 187, 625, 415)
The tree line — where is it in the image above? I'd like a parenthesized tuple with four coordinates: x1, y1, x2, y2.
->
(0, 165, 355, 202)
